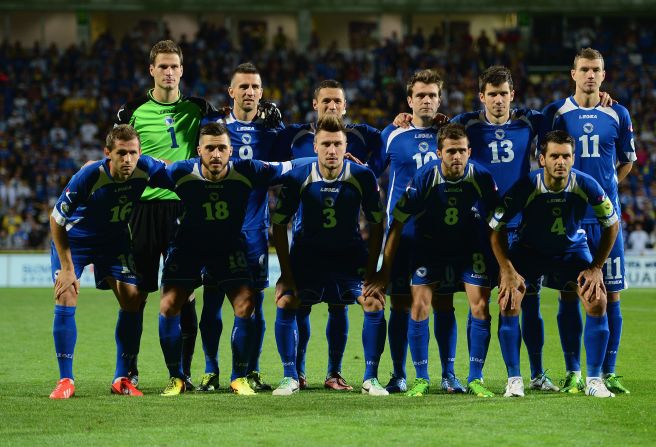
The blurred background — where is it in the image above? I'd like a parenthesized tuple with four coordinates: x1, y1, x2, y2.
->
(0, 0, 654, 258)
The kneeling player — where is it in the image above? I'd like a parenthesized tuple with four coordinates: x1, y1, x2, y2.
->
(49, 125, 168, 398)
(157, 122, 297, 396)
(366, 123, 500, 397)
(489, 130, 619, 398)
(271, 115, 388, 396)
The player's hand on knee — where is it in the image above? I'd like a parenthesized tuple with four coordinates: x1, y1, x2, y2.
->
(363, 271, 388, 298)
(578, 267, 605, 303)
(275, 276, 297, 303)
(392, 113, 413, 128)
(54, 269, 79, 299)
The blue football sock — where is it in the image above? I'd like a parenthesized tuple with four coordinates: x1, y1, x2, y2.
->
(53, 305, 76, 380)
(434, 309, 457, 378)
(584, 314, 610, 378)
(468, 316, 491, 383)
(557, 299, 582, 372)
(408, 318, 430, 381)
(603, 300, 622, 374)
(521, 293, 544, 378)
(158, 314, 183, 379)
(275, 307, 299, 379)
(466, 309, 472, 353)
(326, 306, 349, 374)
(362, 310, 386, 381)
(296, 306, 311, 376)
(128, 302, 145, 374)
(248, 290, 266, 373)
(388, 308, 410, 379)
(231, 316, 254, 381)
(199, 287, 225, 374)
(114, 309, 140, 380)
(180, 298, 197, 377)
(498, 315, 522, 377)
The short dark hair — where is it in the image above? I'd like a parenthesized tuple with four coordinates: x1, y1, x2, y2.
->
(540, 130, 575, 156)
(406, 69, 443, 97)
(149, 40, 183, 65)
(106, 124, 140, 151)
(437, 123, 468, 149)
(315, 114, 346, 137)
(231, 62, 260, 82)
(573, 48, 604, 70)
(200, 122, 230, 138)
(479, 65, 513, 93)
(313, 79, 344, 100)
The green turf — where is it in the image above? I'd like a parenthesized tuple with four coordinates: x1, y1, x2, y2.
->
(2, 288, 655, 446)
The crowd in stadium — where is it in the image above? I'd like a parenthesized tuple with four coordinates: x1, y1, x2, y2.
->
(0, 18, 654, 251)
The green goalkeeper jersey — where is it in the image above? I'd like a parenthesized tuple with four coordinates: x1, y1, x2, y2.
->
(115, 90, 215, 200)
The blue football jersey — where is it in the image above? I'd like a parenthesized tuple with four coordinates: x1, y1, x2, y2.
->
(275, 122, 385, 176)
(381, 123, 440, 237)
(166, 158, 293, 252)
(202, 111, 284, 231)
(451, 109, 543, 229)
(272, 160, 384, 254)
(541, 97, 636, 223)
(393, 161, 500, 256)
(51, 155, 169, 244)
(489, 168, 618, 255)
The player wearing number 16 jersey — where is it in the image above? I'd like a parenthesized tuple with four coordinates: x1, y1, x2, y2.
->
(541, 48, 635, 394)
(115, 40, 215, 388)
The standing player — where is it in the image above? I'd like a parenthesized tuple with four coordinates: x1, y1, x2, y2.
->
(197, 63, 283, 392)
(115, 40, 215, 388)
(49, 125, 168, 398)
(274, 79, 384, 391)
(379, 69, 456, 393)
(450, 66, 558, 392)
(156, 123, 296, 396)
(366, 123, 500, 397)
(541, 48, 635, 394)
(489, 130, 619, 398)
(271, 115, 387, 396)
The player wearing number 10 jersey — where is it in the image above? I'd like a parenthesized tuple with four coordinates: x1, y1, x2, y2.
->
(541, 48, 635, 394)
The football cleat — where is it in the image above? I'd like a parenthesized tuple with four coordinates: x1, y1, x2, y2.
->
(298, 374, 308, 390)
(183, 376, 195, 392)
(49, 378, 75, 399)
(111, 377, 143, 396)
(441, 374, 466, 394)
(127, 367, 139, 388)
(406, 378, 430, 397)
(467, 379, 495, 398)
(503, 376, 525, 398)
(385, 374, 408, 393)
(362, 378, 389, 396)
(560, 372, 585, 394)
(603, 373, 630, 394)
(324, 372, 353, 391)
(585, 377, 615, 398)
(529, 370, 560, 391)
(247, 371, 272, 391)
(196, 373, 220, 392)
(230, 377, 257, 395)
(160, 377, 186, 397)
(272, 377, 300, 396)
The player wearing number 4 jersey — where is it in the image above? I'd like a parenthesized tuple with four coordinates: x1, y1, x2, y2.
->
(115, 40, 216, 389)
(541, 48, 635, 394)
(49, 125, 169, 399)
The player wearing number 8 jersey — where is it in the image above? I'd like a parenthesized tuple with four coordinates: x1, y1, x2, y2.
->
(541, 48, 635, 394)
(115, 40, 215, 388)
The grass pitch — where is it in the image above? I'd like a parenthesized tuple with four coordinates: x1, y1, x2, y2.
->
(1, 288, 655, 446)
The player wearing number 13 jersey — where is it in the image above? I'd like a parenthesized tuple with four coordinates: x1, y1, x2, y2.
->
(541, 49, 635, 394)
(115, 40, 215, 389)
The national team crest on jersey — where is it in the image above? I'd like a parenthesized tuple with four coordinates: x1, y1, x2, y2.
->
(164, 116, 175, 126)
(242, 134, 252, 144)
(583, 123, 594, 134)
(416, 267, 427, 278)
(118, 195, 128, 204)
(495, 128, 505, 140)
(209, 192, 220, 202)
(324, 197, 335, 208)
(418, 141, 429, 153)
(552, 207, 562, 217)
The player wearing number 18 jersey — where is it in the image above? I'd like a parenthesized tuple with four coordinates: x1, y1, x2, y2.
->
(541, 48, 635, 394)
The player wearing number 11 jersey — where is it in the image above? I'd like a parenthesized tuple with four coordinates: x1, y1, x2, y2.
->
(541, 48, 635, 394)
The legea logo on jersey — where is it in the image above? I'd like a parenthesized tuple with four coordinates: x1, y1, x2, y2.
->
(165, 116, 175, 126)
(583, 123, 594, 134)
(495, 129, 505, 140)
(418, 142, 429, 153)
(242, 134, 252, 144)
